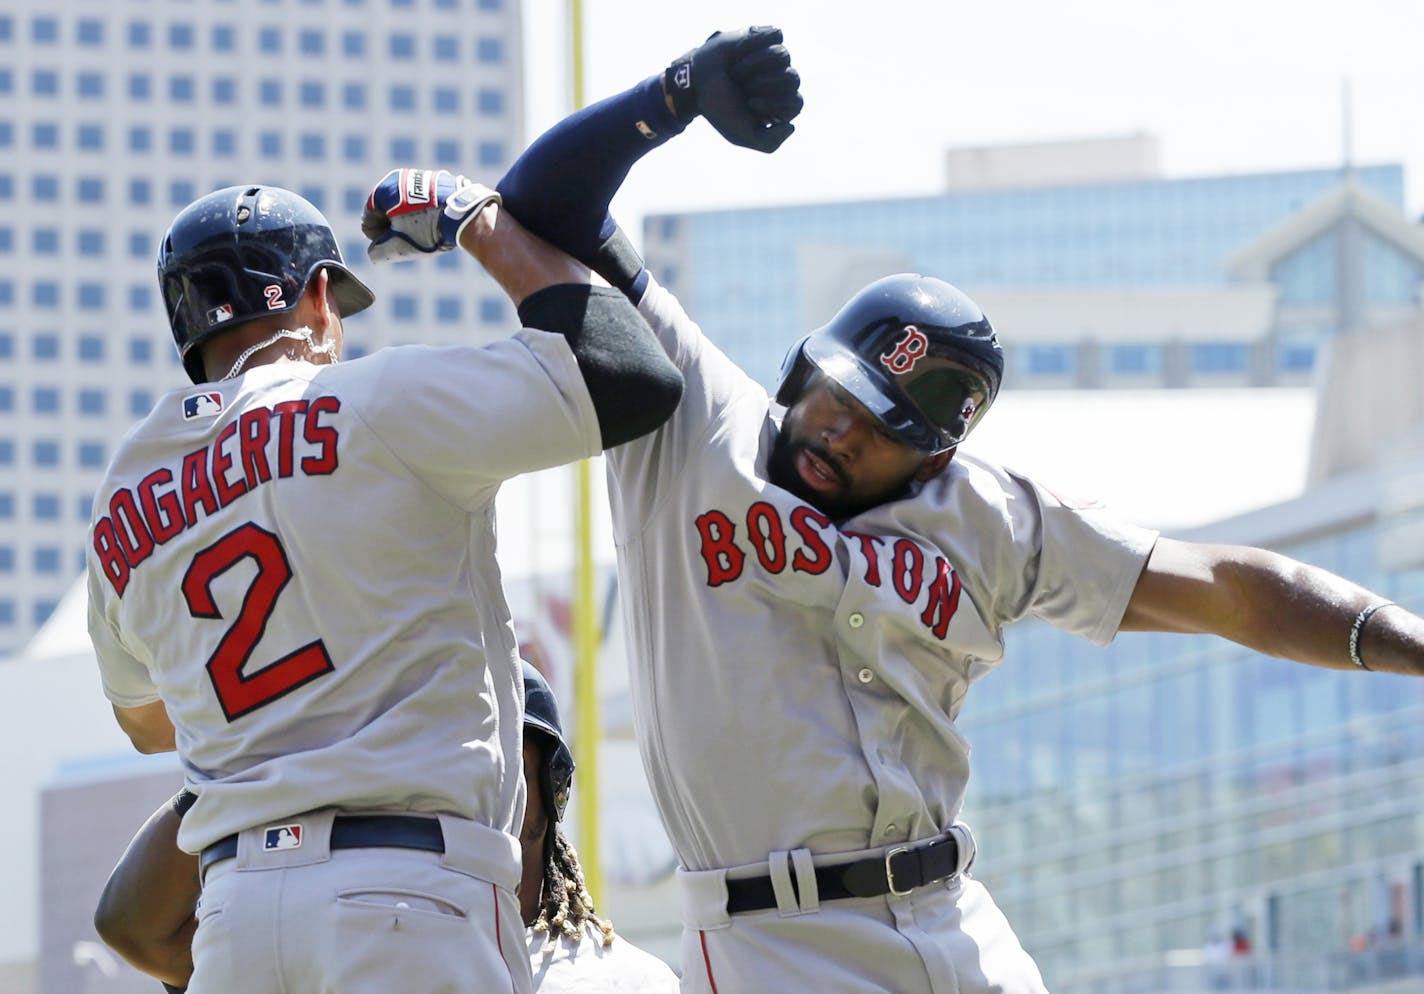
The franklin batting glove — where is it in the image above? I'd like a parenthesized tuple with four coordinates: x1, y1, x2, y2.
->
(664, 25, 803, 154)
(361, 168, 502, 263)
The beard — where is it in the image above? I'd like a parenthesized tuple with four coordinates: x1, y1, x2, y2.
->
(767, 429, 874, 521)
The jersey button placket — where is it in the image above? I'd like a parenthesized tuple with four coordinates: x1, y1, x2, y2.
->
(848, 612, 865, 629)
(857, 667, 874, 684)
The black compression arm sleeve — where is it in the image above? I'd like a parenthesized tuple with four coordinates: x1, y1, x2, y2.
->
(519, 284, 682, 448)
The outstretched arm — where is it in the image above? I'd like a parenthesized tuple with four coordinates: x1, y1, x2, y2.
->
(94, 792, 199, 992)
(1121, 537, 1424, 674)
(496, 26, 803, 298)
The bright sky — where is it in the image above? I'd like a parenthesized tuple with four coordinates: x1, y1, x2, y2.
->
(523, 0, 1424, 233)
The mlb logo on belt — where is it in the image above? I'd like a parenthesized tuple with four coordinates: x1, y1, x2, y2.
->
(263, 824, 303, 852)
(182, 392, 223, 420)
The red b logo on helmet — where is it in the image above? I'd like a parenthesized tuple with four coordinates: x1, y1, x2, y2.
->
(881, 325, 929, 374)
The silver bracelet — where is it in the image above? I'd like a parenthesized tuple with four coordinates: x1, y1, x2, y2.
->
(1348, 601, 1393, 671)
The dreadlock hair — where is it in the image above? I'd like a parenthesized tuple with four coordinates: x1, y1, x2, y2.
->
(531, 825, 616, 947)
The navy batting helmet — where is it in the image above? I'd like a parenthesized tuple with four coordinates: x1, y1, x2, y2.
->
(158, 185, 375, 384)
(522, 662, 575, 822)
(775, 274, 1003, 455)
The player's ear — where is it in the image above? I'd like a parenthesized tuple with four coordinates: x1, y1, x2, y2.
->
(914, 448, 955, 482)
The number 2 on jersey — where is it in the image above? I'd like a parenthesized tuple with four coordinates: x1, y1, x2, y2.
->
(182, 522, 335, 721)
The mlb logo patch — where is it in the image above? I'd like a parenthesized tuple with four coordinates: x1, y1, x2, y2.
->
(182, 392, 223, 420)
(206, 303, 234, 326)
(263, 824, 303, 852)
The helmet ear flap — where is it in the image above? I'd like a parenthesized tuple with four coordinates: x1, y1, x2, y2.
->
(774, 336, 814, 407)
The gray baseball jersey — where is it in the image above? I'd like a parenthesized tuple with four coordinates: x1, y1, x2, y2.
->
(88, 332, 600, 856)
(604, 278, 1157, 992)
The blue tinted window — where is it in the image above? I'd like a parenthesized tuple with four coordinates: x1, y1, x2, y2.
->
(477, 89, 502, 114)
(130, 390, 153, 415)
(477, 141, 503, 168)
(436, 297, 461, 321)
(300, 134, 325, 159)
(129, 285, 151, 310)
(32, 123, 58, 148)
(1107, 344, 1162, 375)
(434, 140, 459, 163)
(0, 334, 10, 358)
(0, 495, 11, 518)
(300, 30, 323, 54)
(212, 77, 236, 104)
(32, 70, 59, 96)
(32, 17, 58, 43)
(1278, 343, 1316, 373)
(300, 188, 325, 212)
(33, 229, 59, 254)
(213, 130, 236, 156)
(77, 72, 104, 98)
(169, 23, 194, 48)
(33, 283, 59, 308)
(479, 297, 504, 323)
(389, 34, 415, 58)
(390, 85, 415, 111)
(79, 390, 105, 414)
(434, 88, 459, 113)
(0, 17, 8, 40)
(476, 37, 503, 62)
(79, 441, 106, 466)
(259, 27, 282, 52)
(433, 36, 458, 61)
(33, 387, 60, 414)
(0, 601, 12, 624)
(299, 81, 325, 107)
(342, 32, 365, 56)
(33, 494, 60, 519)
(343, 83, 366, 109)
(260, 132, 283, 157)
(169, 129, 195, 154)
(33, 440, 60, 466)
(128, 21, 150, 47)
(129, 232, 150, 258)
(129, 74, 151, 100)
(390, 138, 417, 160)
(0, 70, 10, 95)
(1189, 342, 1249, 374)
(0, 228, 10, 252)
(77, 19, 104, 44)
(169, 76, 194, 102)
(259, 79, 282, 105)
(0, 281, 10, 304)
(129, 178, 152, 204)
(342, 135, 366, 162)
(0, 388, 10, 412)
(77, 230, 103, 255)
(1024, 345, 1073, 376)
(77, 124, 104, 150)
(77, 177, 104, 202)
(78, 284, 105, 309)
(343, 187, 364, 213)
(33, 334, 59, 359)
(75, 495, 93, 522)
(34, 548, 60, 573)
(78, 336, 104, 361)
(392, 295, 417, 319)
(169, 180, 195, 206)
(0, 123, 8, 147)
(128, 126, 151, 152)
(212, 25, 236, 50)
(478, 0, 501, 8)
(0, 548, 10, 570)
(129, 338, 153, 363)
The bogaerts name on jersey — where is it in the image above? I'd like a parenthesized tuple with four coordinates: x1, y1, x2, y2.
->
(694, 500, 964, 639)
(93, 397, 341, 595)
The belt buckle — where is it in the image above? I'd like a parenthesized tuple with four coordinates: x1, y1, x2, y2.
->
(884, 845, 912, 896)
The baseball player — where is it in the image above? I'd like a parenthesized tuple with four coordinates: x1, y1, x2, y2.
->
(86, 183, 681, 994)
(472, 26, 1424, 994)
(95, 662, 678, 994)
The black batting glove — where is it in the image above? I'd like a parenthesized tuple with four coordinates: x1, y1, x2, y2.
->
(664, 25, 803, 153)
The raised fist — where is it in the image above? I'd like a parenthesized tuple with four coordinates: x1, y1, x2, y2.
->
(664, 26, 804, 154)
(361, 168, 501, 263)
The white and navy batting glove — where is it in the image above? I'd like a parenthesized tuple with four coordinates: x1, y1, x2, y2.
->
(361, 168, 501, 264)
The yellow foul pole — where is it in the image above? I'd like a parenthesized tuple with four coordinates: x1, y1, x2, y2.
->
(568, 0, 603, 906)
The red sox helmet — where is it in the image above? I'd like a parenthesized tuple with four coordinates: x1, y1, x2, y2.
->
(158, 185, 375, 384)
(523, 661, 575, 822)
(775, 273, 1003, 455)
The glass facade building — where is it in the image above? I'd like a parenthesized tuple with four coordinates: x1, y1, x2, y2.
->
(641, 164, 1421, 394)
(957, 465, 1424, 991)
(0, 0, 524, 653)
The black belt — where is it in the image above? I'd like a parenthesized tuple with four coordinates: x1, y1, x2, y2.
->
(200, 814, 444, 874)
(725, 833, 961, 914)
